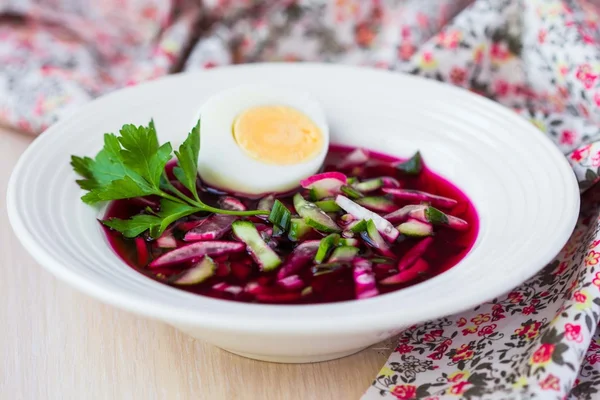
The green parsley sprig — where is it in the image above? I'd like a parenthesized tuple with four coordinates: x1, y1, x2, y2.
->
(71, 119, 268, 238)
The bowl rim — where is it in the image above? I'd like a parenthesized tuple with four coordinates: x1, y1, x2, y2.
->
(7, 63, 580, 334)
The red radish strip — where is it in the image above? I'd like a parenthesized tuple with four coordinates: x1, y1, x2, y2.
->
(177, 219, 205, 232)
(215, 262, 231, 277)
(397, 237, 434, 272)
(212, 282, 243, 295)
(382, 188, 457, 208)
(277, 240, 321, 280)
(381, 177, 401, 188)
(384, 205, 426, 223)
(219, 196, 246, 211)
(339, 148, 369, 168)
(149, 241, 245, 268)
(135, 237, 149, 266)
(156, 231, 177, 248)
(278, 275, 305, 290)
(300, 172, 347, 199)
(353, 259, 378, 299)
(380, 258, 430, 285)
(184, 214, 237, 241)
(408, 207, 469, 231)
(231, 262, 252, 280)
(335, 195, 399, 242)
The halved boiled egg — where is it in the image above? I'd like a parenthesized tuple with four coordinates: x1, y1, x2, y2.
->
(197, 85, 329, 195)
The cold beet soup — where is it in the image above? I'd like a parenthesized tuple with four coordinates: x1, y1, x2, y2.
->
(101, 145, 478, 304)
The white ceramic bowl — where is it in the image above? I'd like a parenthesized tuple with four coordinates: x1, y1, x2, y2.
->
(7, 64, 580, 363)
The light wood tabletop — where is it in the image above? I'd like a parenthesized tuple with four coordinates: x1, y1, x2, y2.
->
(0, 127, 392, 400)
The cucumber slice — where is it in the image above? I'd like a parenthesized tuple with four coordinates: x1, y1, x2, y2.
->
(329, 246, 359, 262)
(268, 200, 292, 231)
(172, 256, 216, 285)
(356, 196, 398, 213)
(348, 219, 368, 233)
(315, 199, 342, 213)
(335, 195, 399, 242)
(398, 219, 433, 237)
(341, 185, 364, 199)
(347, 177, 358, 185)
(257, 195, 275, 212)
(311, 263, 345, 276)
(408, 206, 469, 231)
(293, 193, 341, 233)
(363, 219, 394, 257)
(232, 220, 282, 271)
(314, 233, 340, 264)
(339, 238, 359, 247)
(353, 178, 383, 193)
(288, 218, 313, 241)
(396, 151, 422, 175)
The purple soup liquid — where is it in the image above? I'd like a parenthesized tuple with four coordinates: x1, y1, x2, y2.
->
(103, 145, 479, 304)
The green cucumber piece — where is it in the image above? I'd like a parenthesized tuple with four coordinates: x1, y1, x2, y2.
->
(315, 199, 342, 213)
(346, 177, 358, 185)
(364, 219, 393, 256)
(424, 206, 449, 225)
(311, 263, 345, 276)
(349, 219, 368, 233)
(353, 178, 383, 192)
(268, 200, 292, 231)
(173, 256, 216, 285)
(293, 193, 341, 233)
(396, 151, 423, 176)
(314, 233, 340, 264)
(329, 246, 359, 263)
(356, 196, 398, 213)
(341, 185, 364, 199)
(339, 238, 359, 247)
(232, 221, 281, 271)
(288, 218, 313, 241)
(398, 219, 434, 237)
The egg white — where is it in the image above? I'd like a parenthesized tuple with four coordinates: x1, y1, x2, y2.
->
(196, 84, 330, 196)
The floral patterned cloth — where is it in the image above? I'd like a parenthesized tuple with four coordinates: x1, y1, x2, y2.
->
(4, 0, 600, 398)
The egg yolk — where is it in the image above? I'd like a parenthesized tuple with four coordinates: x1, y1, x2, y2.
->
(232, 105, 324, 165)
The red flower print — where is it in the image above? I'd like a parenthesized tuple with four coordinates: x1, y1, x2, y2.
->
(522, 305, 536, 315)
(471, 313, 491, 325)
(531, 343, 555, 365)
(494, 80, 510, 96)
(586, 251, 600, 266)
(452, 344, 474, 362)
(449, 381, 472, 395)
(574, 290, 587, 303)
(491, 42, 511, 61)
(423, 329, 443, 342)
(355, 23, 376, 48)
(437, 30, 461, 49)
(448, 371, 469, 383)
(427, 351, 443, 360)
(570, 145, 591, 162)
(515, 320, 542, 340)
(538, 29, 547, 44)
(456, 317, 467, 327)
(595, 91, 600, 107)
(450, 67, 466, 85)
(462, 326, 478, 336)
(587, 353, 600, 365)
(398, 42, 415, 61)
(396, 344, 414, 354)
(540, 374, 560, 391)
(560, 130, 575, 145)
(478, 324, 497, 337)
(203, 62, 217, 69)
(554, 262, 569, 275)
(508, 292, 523, 304)
(576, 64, 598, 89)
(391, 384, 417, 400)
(593, 272, 600, 288)
(492, 308, 506, 321)
(592, 153, 600, 168)
(565, 323, 583, 343)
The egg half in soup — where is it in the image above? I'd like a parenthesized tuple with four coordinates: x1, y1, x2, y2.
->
(197, 85, 329, 195)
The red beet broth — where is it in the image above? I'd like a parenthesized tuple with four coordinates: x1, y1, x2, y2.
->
(103, 145, 479, 304)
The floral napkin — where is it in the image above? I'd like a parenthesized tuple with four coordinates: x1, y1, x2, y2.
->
(3, 0, 600, 398)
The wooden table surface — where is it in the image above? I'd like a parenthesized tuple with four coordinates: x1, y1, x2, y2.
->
(0, 127, 392, 400)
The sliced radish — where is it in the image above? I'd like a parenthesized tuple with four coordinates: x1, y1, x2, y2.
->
(353, 258, 378, 299)
(135, 237, 149, 266)
(184, 214, 237, 241)
(277, 275, 305, 290)
(212, 282, 243, 295)
(397, 237, 433, 272)
(382, 188, 457, 208)
(149, 241, 245, 268)
(381, 177, 401, 188)
(339, 148, 369, 168)
(408, 206, 469, 231)
(218, 196, 247, 211)
(277, 240, 321, 279)
(335, 195, 399, 242)
(384, 205, 426, 223)
(380, 258, 430, 285)
(156, 230, 177, 248)
(300, 172, 347, 199)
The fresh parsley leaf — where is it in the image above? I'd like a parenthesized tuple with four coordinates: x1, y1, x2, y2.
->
(173, 120, 201, 200)
(102, 199, 199, 238)
(82, 176, 156, 205)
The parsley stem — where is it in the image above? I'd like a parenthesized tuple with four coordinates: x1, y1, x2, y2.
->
(201, 205, 269, 216)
